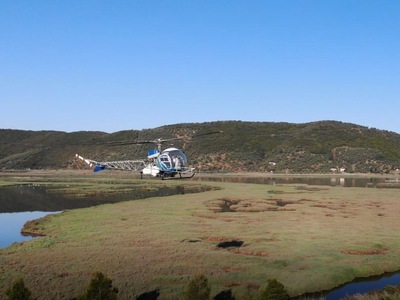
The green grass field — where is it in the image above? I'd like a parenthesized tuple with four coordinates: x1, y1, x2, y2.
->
(1, 171, 400, 299)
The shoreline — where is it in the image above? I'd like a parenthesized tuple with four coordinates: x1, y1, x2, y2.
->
(1, 168, 399, 178)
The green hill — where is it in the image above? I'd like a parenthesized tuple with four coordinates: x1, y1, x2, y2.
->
(1, 120, 400, 174)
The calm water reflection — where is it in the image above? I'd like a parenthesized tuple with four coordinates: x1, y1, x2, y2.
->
(0, 184, 195, 213)
(0, 185, 118, 213)
(0, 211, 57, 248)
(0, 184, 194, 248)
(325, 273, 400, 299)
(194, 175, 387, 187)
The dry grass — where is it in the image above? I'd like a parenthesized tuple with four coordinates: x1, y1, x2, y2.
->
(1, 171, 400, 299)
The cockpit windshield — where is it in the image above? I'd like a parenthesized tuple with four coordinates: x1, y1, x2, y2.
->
(160, 148, 188, 169)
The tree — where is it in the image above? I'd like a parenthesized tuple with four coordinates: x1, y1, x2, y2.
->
(184, 275, 211, 300)
(258, 279, 289, 300)
(6, 278, 33, 300)
(79, 272, 118, 300)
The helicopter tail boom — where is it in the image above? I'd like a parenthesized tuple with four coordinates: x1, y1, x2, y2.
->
(75, 154, 145, 172)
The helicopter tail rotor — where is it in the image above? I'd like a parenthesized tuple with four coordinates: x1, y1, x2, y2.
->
(75, 154, 95, 167)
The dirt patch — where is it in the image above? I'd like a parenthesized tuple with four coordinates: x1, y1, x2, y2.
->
(205, 198, 240, 212)
(276, 199, 296, 206)
(219, 199, 238, 212)
(222, 267, 242, 273)
(376, 183, 400, 189)
(202, 236, 234, 242)
(207, 197, 298, 213)
(267, 190, 301, 195)
(341, 249, 388, 255)
(230, 249, 269, 257)
(181, 238, 201, 243)
(224, 282, 242, 288)
(296, 186, 329, 191)
(310, 204, 329, 208)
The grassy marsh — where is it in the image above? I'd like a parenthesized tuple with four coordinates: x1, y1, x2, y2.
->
(1, 171, 400, 299)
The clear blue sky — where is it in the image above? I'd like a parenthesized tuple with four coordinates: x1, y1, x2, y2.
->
(1, 1, 399, 133)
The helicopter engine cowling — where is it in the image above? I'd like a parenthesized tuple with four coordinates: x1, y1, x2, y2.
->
(147, 149, 160, 159)
(142, 165, 160, 176)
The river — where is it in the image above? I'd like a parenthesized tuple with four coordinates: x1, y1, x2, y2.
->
(0, 183, 193, 248)
(0, 184, 106, 248)
(194, 174, 388, 187)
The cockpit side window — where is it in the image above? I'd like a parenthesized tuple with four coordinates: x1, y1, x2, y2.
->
(159, 155, 171, 168)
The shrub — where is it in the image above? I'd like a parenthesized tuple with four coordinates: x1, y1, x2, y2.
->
(78, 272, 118, 300)
(136, 289, 160, 300)
(184, 275, 211, 300)
(6, 278, 33, 300)
(213, 289, 235, 300)
(258, 279, 289, 300)
(383, 285, 397, 295)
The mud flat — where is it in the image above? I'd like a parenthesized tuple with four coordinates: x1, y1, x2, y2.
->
(1, 171, 400, 299)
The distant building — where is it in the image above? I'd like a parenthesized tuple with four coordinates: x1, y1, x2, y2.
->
(330, 167, 346, 173)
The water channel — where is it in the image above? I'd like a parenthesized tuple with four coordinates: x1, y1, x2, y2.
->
(0, 211, 52, 248)
(194, 175, 387, 187)
(1, 177, 399, 299)
(0, 183, 193, 248)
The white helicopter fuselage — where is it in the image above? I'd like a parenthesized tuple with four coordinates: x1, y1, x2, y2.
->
(143, 147, 191, 177)
(75, 147, 195, 179)
(142, 164, 161, 177)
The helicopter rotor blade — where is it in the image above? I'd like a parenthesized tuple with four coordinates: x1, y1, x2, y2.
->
(103, 140, 151, 146)
(104, 138, 180, 146)
(102, 131, 222, 147)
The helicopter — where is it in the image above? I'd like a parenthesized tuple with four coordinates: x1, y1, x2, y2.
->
(75, 131, 222, 179)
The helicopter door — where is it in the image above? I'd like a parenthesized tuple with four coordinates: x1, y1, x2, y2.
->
(166, 149, 188, 170)
(158, 155, 171, 170)
(171, 155, 184, 170)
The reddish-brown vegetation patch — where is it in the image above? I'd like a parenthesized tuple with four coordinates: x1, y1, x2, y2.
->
(341, 249, 388, 255)
(202, 236, 233, 242)
(206, 197, 299, 213)
(311, 204, 328, 208)
(296, 186, 329, 191)
(224, 282, 242, 288)
(230, 249, 269, 257)
(21, 220, 46, 237)
(222, 267, 242, 273)
(376, 183, 400, 189)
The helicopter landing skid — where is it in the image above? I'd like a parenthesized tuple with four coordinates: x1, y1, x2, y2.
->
(179, 172, 196, 179)
(161, 172, 196, 180)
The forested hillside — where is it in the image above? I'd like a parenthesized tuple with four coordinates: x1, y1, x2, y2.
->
(1, 121, 400, 174)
